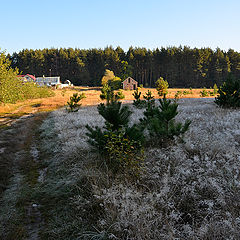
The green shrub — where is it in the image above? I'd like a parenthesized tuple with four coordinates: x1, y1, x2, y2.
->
(156, 77, 169, 97)
(143, 90, 155, 107)
(104, 129, 144, 176)
(141, 95, 191, 144)
(67, 93, 86, 112)
(21, 83, 54, 99)
(209, 91, 214, 96)
(215, 75, 240, 108)
(174, 91, 182, 101)
(98, 101, 131, 131)
(132, 88, 146, 108)
(100, 83, 124, 104)
(0, 51, 54, 104)
(213, 83, 218, 95)
(200, 88, 209, 97)
(108, 77, 122, 90)
(86, 93, 144, 175)
(116, 89, 125, 100)
(0, 51, 21, 103)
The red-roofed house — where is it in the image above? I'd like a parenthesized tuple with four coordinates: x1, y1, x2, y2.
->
(17, 74, 36, 82)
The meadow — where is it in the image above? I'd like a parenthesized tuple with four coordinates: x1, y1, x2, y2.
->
(1, 84, 240, 239)
(1, 95, 239, 239)
(0, 87, 213, 127)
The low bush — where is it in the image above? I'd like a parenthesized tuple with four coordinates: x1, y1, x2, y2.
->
(143, 90, 155, 107)
(200, 88, 209, 97)
(100, 84, 124, 104)
(156, 77, 169, 97)
(105, 129, 144, 176)
(67, 92, 86, 112)
(215, 75, 240, 108)
(213, 83, 218, 95)
(86, 87, 144, 175)
(0, 51, 54, 104)
(132, 88, 146, 108)
(141, 95, 191, 145)
(174, 90, 182, 101)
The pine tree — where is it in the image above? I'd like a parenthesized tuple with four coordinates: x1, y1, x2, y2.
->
(141, 95, 191, 144)
(156, 77, 169, 97)
(67, 93, 86, 112)
(215, 74, 240, 108)
(132, 88, 146, 108)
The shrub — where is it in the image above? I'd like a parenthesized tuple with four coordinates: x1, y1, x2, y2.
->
(108, 77, 122, 90)
(215, 75, 240, 108)
(116, 89, 125, 100)
(101, 69, 122, 90)
(98, 101, 131, 131)
(200, 88, 209, 97)
(156, 77, 169, 97)
(0, 51, 21, 103)
(104, 129, 144, 176)
(141, 95, 191, 144)
(101, 69, 115, 85)
(132, 88, 146, 108)
(0, 51, 54, 104)
(67, 93, 86, 112)
(21, 82, 54, 99)
(213, 83, 218, 95)
(174, 90, 182, 101)
(100, 84, 124, 104)
(86, 93, 144, 175)
(143, 90, 155, 108)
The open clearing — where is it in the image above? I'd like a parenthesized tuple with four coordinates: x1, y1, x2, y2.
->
(0, 87, 213, 128)
(0, 97, 240, 239)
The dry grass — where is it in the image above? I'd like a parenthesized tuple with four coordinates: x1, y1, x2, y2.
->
(1, 97, 239, 239)
(0, 87, 214, 118)
(32, 98, 240, 239)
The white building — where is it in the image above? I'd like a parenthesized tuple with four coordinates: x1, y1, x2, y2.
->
(36, 76, 61, 87)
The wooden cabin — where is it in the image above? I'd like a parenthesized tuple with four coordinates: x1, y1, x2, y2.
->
(123, 77, 138, 90)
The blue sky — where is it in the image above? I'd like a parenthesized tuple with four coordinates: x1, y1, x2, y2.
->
(1, 0, 240, 54)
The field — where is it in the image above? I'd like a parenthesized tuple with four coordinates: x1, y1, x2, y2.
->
(0, 96, 240, 239)
(0, 87, 214, 127)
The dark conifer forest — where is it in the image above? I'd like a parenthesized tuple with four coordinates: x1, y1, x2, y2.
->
(9, 46, 240, 87)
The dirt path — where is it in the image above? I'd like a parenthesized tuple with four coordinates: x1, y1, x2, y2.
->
(0, 112, 48, 239)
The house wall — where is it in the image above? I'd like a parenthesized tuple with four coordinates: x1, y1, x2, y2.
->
(36, 76, 60, 86)
(123, 77, 138, 90)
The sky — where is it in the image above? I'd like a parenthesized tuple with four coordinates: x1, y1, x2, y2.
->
(1, 0, 240, 54)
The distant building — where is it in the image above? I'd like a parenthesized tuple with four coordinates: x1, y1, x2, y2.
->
(35, 76, 61, 87)
(17, 74, 36, 82)
(123, 77, 138, 90)
(61, 80, 73, 88)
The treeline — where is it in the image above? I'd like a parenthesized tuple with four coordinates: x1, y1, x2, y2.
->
(9, 46, 240, 87)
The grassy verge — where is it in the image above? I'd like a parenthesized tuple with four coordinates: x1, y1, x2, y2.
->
(0, 113, 48, 239)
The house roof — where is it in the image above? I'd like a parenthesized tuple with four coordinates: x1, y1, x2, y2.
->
(17, 74, 36, 81)
(25, 74, 36, 80)
(123, 77, 137, 83)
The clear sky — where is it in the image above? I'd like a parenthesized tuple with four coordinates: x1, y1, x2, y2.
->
(1, 0, 240, 54)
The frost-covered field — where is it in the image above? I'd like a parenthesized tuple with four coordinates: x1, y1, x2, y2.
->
(41, 98, 240, 239)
